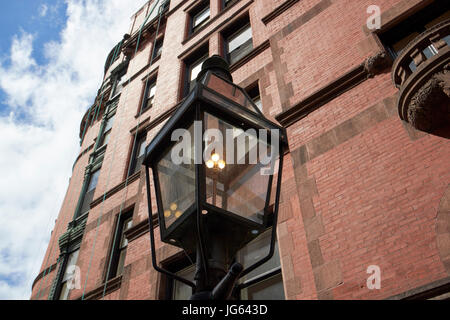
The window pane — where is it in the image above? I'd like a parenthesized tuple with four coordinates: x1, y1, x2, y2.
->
(62, 249, 80, 282)
(243, 273, 285, 300)
(87, 169, 100, 192)
(173, 265, 196, 300)
(193, 7, 210, 29)
(190, 58, 205, 82)
(253, 96, 262, 111)
(101, 130, 110, 146)
(104, 115, 115, 132)
(237, 231, 281, 282)
(147, 82, 156, 99)
(228, 25, 252, 53)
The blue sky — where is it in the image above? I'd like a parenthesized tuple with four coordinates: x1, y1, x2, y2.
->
(0, 1, 66, 115)
(0, 0, 148, 300)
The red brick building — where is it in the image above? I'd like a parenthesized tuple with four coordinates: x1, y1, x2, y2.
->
(31, 0, 450, 300)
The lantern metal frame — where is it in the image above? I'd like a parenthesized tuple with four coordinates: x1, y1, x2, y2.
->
(144, 57, 288, 299)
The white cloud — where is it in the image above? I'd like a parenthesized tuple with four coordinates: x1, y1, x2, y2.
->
(39, 4, 49, 17)
(0, 0, 149, 300)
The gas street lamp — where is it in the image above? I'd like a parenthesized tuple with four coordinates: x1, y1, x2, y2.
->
(144, 55, 287, 300)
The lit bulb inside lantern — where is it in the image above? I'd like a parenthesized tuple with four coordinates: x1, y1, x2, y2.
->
(170, 203, 177, 211)
(175, 210, 182, 218)
(218, 160, 226, 169)
(164, 210, 171, 218)
(206, 160, 214, 168)
(211, 153, 220, 162)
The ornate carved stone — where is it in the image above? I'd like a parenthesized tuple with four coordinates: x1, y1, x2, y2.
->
(406, 63, 450, 133)
(364, 52, 392, 78)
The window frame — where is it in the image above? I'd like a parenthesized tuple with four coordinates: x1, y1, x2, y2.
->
(128, 133, 147, 177)
(106, 211, 133, 281)
(152, 37, 164, 61)
(79, 167, 101, 216)
(141, 78, 157, 113)
(183, 46, 209, 98)
(57, 248, 80, 300)
(246, 83, 262, 112)
(222, 16, 253, 65)
(189, 2, 210, 35)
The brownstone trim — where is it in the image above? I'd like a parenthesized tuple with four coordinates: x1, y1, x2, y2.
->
(177, 0, 254, 60)
(90, 172, 141, 208)
(276, 64, 369, 127)
(124, 214, 159, 243)
(31, 263, 57, 290)
(74, 275, 122, 300)
(261, 0, 300, 25)
(229, 39, 270, 72)
(130, 117, 151, 135)
(290, 95, 397, 165)
(387, 277, 450, 300)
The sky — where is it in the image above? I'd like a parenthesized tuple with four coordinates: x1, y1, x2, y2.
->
(0, 0, 149, 300)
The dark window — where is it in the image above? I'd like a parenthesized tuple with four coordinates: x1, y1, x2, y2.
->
(223, 20, 253, 65)
(111, 70, 126, 97)
(183, 48, 208, 97)
(247, 84, 262, 112)
(107, 212, 133, 280)
(79, 168, 100, 215)
(152, 38, 164, 60)
(141, 79, 157, 112)
(100, 114, 115, 147)
(222, 0, 235, 9)
(129, 134, 147, 176)
(58, 249, 80, 300)
(379, 2, 450, 70)
(190, 3, 210, 34)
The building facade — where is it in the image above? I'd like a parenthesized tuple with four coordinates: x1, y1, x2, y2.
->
(31, 0, 450, 300)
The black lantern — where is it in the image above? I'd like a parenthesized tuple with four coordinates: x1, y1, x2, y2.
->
(144, 55, 287, 300)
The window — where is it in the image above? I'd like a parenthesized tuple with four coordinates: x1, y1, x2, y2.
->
(129, 134, 147, 176)
(184, 49, 208, 97)
(190, 3, 210, 34)
(111, 71, 126, 97)
(107, 212, 133, 280)
(224, 21, 253, 65)
(58, 249, 80, 300)
(100, 114, 115, 147)
(172, 265, 196, 300)
(79, 168, 101, 215)
(141, 79, 156, 112)
(235, 231, 285, 300)
(379, 2, 450, 71)
(152, 38, 164, 60)
(247, 84, 262, 112)
(166, 230, 284, 300)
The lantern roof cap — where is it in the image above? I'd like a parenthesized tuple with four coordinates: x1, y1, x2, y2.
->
(197, 55, 232, 82)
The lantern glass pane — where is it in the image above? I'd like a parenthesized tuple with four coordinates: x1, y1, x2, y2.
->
(204, 74, 261, 114)
(157, 125, 195, 229)
(204, 113, 274, 225)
